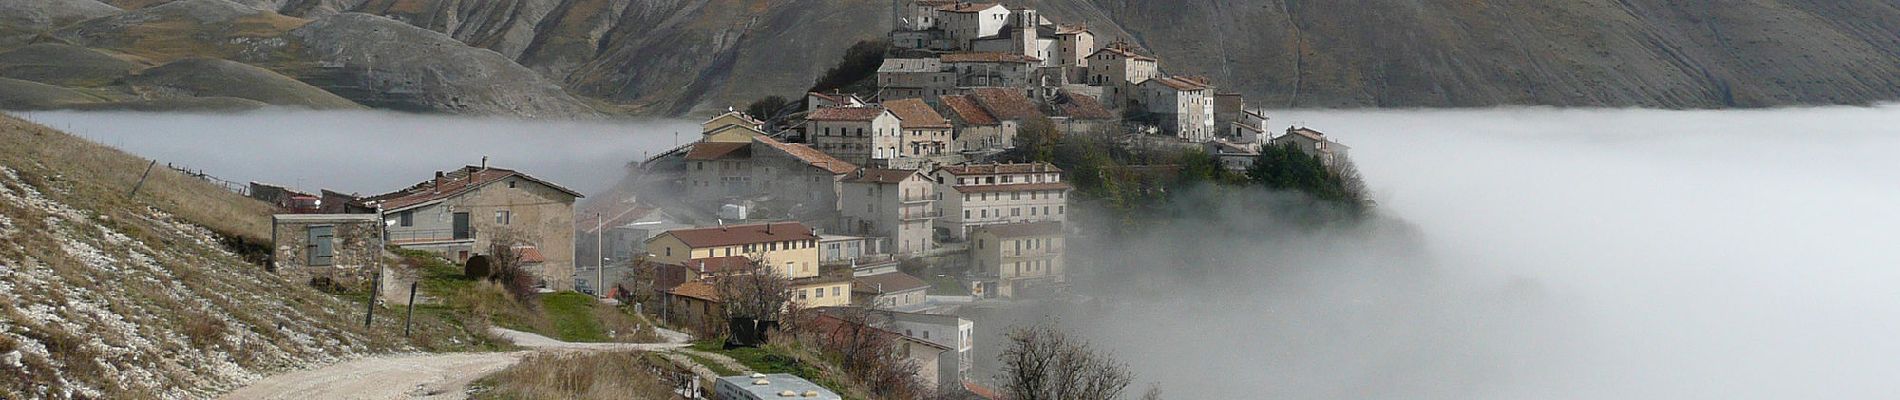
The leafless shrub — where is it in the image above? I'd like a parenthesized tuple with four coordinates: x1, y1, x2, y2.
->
(1001, 323, 1134, 400)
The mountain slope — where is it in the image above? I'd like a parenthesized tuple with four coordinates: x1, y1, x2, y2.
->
(0, 114, 451, 398)
(21, 0, 1900, 115)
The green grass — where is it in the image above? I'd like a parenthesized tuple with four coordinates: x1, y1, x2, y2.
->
(541, 292, 608, 342)
(923, 273, 970, 296)
(682, 352, 739, 376)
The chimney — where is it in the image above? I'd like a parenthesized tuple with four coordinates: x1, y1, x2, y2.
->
(766, 223, 772, 235)
(433, 170, 445, 192)
(718, 219, 727, 231)
(480, 156, 488, 170)
(699, 260, 707, 274)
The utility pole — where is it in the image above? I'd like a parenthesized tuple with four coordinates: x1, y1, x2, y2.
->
(596, 212, 605, 299)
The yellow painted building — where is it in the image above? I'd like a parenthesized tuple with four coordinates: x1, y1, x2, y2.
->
(645, 221, 850, 307)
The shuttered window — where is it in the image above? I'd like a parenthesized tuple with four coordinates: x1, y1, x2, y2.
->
(307, 225, 335, 266)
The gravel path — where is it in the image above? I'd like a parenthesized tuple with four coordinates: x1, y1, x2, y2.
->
(221, 326, 694, 399)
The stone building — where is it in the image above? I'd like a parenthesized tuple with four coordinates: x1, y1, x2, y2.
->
(809, 106, 903, 167)
(1138, 76, 1216, 142)
(363, 165, 582, 290)
(970, 221, 1065, 298)
(883, 98, 956, 161)
(840, 168, 939, 255)
(930, 162, 1070, 240)
(943, 52, 1040, 88)
(939, 94, 1016, 152)
(270, 213, 382, 285)
(1086, 44, 1159, 107)
(877, 59, 955, 104)
(936, 2, 1010, 49)
(1271, 127, 1353, 169)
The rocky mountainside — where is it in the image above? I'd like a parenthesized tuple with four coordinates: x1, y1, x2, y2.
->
(0, 114, 400, 398)
(4, 0, 1899, 116)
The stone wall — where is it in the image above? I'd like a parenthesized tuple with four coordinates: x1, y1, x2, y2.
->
(271, 214, 383, 288)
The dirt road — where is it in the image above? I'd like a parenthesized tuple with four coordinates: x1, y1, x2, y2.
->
(220, 327, 692, 399)
(218, 352, 528, 400)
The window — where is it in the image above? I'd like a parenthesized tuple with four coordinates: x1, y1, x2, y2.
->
(923, 331, 930, 339)
(965, 210, 972, 219)
(665, 247, 672, 257)
(398, 210, 413, 227)
(507, 180, 517, 189)
(306, 225, 334, 266)
(816, 288, 825, 298)
(495, 210, 511, 225)
(832, 287, 841, 297)
(1011, 208, 1020, 217)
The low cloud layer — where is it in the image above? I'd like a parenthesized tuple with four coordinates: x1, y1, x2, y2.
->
(1059, 106, 1900, 399)
(13, 106, 1900, 398)
(10, 109, 695, 196)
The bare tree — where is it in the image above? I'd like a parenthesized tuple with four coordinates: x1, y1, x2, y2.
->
(1000, 323, 1133, 400)
(485, 229, 538, 301)
(796, 308, 927, 400)
(710, 258, 792, 321)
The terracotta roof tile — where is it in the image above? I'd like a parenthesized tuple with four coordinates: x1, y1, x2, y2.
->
(668, 281, 721, 302)
(1146, 76, 1213, 91)
(967, 87, 1043, 121)
(974, 221, 1064, 238)
(1091, 46, 1156, 62)
(756, 136, 859, 175)
(1053, 91, 1113, 120)
(685, 256, 757, 274)
(938, 2, 1001, 13)
(512, 245, 546, 264)
(809, 106, 890, 122)
(883, 98, 952, 129)
(952, 182, 1073, 193)
(942, 52, 1040, 63)
(1286, 127, 1327, 141)
(657, 221, 818, 248)
(940, 95, 998, 126)
(846, 168, 923, 184)
(684, 142, 751, 160)
(937, 162, 1064, 175)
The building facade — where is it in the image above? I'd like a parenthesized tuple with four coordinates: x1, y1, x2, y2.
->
(270, 213, 382, 285)
(944, 52, 1039, 88)
(369, 166, 581, 290)
(1086, 45, 1159, 107)
(1138, 76, 1216, 142)
(970, 221, 1065, 298)
(840, 168, 939, 255)
(931, 163, 1070, 239)
(809, 106, 903, 167)
(877, 59, 956, 104)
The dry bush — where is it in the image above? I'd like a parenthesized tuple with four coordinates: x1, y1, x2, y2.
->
(591, 304, 665, 343)
(473, 351, 681, 400)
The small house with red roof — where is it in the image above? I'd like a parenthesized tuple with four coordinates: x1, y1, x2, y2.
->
(809, 106, 903, 167)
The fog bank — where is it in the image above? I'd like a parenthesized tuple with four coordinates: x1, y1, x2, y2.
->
(1059, 106, 1900, 399)
(8, 109, 694, 196)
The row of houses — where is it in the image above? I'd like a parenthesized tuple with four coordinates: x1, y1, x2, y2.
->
(880, 0, 1355, 169)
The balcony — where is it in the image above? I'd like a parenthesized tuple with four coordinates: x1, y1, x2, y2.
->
(387, 227, 476, 245)
(901, 210, 943, 221)
(901, 193, 940, 203)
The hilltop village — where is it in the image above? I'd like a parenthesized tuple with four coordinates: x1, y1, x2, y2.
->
(239, 1, 1357, 398)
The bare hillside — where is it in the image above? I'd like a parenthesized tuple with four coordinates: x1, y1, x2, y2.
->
(0, 114, 477, 398)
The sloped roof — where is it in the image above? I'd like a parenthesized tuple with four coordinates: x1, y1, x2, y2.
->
(685, 256, 757, 274)
(884, 98, 952, 129)
(1053, 91, 1113, 120)
(1090, 46, 1156, 62)
(668, 281, 721, 302)
(967, 87, 1043, 121)
(684, 142, 751, 160)
(937, 162, 1063, 175)
(809, 106, 890, 122)
(853, 272, 931, 295)
(877, 58, 942, 73)
(1145, 76, 1213, 91)
(755, 136, 859, 175)
(974, 221, 1064, 238)
(846, 168, 923, 184)
(371, 166, 583, 212)
(513, 245, 546, 264)
(656, 221, 818, 248)
(939, 2, 1002, 13)
(942, 52, 1040, 64)
(952, 182, 1072, 193)
(810, 314, 951, 351)
(1286, 127, 1327, 141)
(940, 95, 998, 126)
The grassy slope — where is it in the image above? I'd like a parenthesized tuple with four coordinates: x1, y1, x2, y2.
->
(0, 114, 487, 398)
(469, 351, 681, 400)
